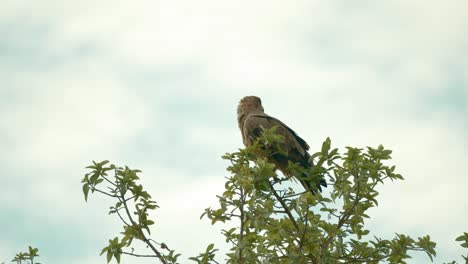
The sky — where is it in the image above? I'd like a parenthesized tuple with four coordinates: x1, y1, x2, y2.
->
(0, 0, 467, 263)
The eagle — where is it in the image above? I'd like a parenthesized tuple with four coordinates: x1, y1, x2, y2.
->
(237, 95, 326, 194)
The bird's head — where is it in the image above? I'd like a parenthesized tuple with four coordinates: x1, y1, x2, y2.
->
(237, 96, 264, 117)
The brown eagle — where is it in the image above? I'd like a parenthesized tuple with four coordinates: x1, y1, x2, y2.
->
(237, 95, 326, 193)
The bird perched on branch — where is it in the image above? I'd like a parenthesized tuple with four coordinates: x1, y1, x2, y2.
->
(237, 95, 326, 194)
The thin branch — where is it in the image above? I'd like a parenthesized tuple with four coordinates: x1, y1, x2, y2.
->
(283, 191, 308, 199)
(238, 187, 246, 263)
(122, 252, 158, 258)
(90, 186, 118, 198)
(149, 239, 172, 252)
(273, 210, 288, 214)
(115, 207, 131, 227)
(119, 191, 168, 264)
(298, 205, 310, 252)
(268, 181, 299, 231)
(332, 161, 345, 170)
(101, 174, 118, 187)
(124, 195, 137, 202)
(322, 172, 361, 252)
(272, 177, 292, 184)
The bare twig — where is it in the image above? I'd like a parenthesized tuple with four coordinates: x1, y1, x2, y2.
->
(122, 252, 158, 258)
(89, 186, 118, 198)
(101, 174, 118, 187)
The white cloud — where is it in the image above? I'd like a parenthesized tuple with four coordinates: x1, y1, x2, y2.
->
(1, 62, 152, 169)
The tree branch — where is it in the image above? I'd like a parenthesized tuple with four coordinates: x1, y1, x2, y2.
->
(119, 190, 168, 264)
(322, 173, 361, 252)
(89, 186, 118, 198)
(268, 181, 299, 231)
(238, 187, 246, 263)
(122, 252, 159, 258)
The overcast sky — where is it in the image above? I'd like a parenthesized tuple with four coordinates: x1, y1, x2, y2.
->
(1, 0, 467, 263)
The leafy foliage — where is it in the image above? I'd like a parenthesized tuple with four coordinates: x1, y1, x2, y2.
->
(189, 244, 219, 264)
(80, 129, 467, 263)
(454, 233, 468, 262)
(202, 128, 438, 263)
(10, 246, 40, 264)
(2, 131, 467, 264)
(82, 161, 180, 264)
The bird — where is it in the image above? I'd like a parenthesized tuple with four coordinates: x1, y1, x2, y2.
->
(237, 95, 326, 194)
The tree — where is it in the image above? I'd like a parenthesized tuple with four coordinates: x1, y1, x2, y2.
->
(81, 128, 467, 263)
(81, 161, 180, 264)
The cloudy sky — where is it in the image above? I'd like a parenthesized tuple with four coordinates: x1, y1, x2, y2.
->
(1, 0, 467, 263)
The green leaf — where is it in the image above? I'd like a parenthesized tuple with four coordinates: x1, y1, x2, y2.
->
(95, 178, 104, 184)
(321, 137, 331, 155)
(455, 232, 468, 248)
(144, 220, 155, 226)
(100, 246, 109, 256)
(207, 243, 214, 251)
(82, 184, 89, 202)
(106, 250, 112, 263)
(328, 148, 338, 158)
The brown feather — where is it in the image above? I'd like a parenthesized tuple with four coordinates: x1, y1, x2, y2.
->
(237, 96, 326, 193)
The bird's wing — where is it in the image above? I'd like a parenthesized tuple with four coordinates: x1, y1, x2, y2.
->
(242, 113, 326, 194)
(242, 114, 309, 157)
